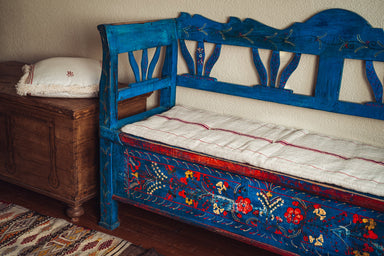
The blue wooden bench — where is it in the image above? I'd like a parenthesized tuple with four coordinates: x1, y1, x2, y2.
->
(97, 9, 384, 255)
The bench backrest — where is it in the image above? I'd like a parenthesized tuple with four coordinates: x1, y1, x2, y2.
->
(98, 9, 384, 133)
(176, 9, 384, 120)
(98, 19, 178, 131)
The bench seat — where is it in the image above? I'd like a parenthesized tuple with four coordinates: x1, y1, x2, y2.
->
(121, 105, 384, 198)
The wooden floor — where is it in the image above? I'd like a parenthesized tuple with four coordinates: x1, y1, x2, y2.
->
(0, 180, 280, 256)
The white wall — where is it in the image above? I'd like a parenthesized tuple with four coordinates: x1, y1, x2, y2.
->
(1, 0, 383, 146)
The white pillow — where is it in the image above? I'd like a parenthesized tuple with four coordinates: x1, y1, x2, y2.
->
(16, 57, 101, 98)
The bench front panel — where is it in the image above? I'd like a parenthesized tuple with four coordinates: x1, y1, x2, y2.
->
(111, 144, 384, 256)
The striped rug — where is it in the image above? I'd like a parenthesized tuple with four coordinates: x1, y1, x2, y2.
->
(0, 201, 158, 256)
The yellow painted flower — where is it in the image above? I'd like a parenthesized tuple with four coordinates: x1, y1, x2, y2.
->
(185, 198, 193, 205)
(185, 170, 193, 178)
(353, 250, 370, 256)
(213, 203, 224, 214)
(216, 181, 228, 194)
(309, 234, 324, 246)
(313, 206, 326, 221)
(363, 218, 376, 231)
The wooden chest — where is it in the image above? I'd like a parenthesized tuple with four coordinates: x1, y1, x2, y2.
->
(0, 61, 147, 221)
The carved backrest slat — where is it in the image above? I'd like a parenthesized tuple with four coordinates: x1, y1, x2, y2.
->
(365, 60, 383, 104)
(204, 44, 221, 77)
(128, 51, 140, 83)
(278, 53, 301, 89)
(269, 51, 280, 87)
(141, 49, 148, 81)
(179, 39, 195, 75)
(195, 41, 205, 76)
(147, 46, 162, 80)
(251, 48, 268, 86)
(314, 56, 344, 103)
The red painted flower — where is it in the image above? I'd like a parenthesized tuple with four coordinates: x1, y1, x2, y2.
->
(274, 229, 282, 234)
(363, 243, 374, 252)
(363, 230, 378, 240)
(236, 196, 253, 215)
(180, 177, 188, 185)
(275, 216, 283, 223)
(193, 172, 201, 181)
(169, 178, 174, 189)
(178, 190, 186, 198)
(353, 214, 362, 224)
(284, 207, 304, 224)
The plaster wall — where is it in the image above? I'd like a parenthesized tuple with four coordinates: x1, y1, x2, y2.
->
(0, 0, 383, 146)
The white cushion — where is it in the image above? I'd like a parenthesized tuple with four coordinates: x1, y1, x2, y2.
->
(16, 57, 101, 98)
(121, 105, 384, 197)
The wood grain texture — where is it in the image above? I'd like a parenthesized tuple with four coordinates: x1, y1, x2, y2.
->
(0, 61, 148, 221)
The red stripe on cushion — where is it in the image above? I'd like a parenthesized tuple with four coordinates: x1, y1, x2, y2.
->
(155, 115, 384, 167)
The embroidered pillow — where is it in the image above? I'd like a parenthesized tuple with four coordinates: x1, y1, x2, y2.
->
(16, 57, 101, 98)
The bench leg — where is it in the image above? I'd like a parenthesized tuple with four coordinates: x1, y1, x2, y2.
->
(99, 138, 120, 230)
(66, 204, 84, 222)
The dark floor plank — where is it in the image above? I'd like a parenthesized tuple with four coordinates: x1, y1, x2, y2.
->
(0, 180, 279, 256)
